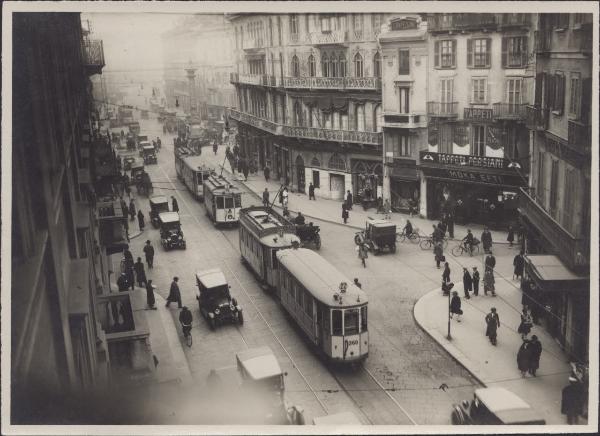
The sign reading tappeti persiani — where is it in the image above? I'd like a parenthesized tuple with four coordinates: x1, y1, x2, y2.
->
(419, 151, 507, 169)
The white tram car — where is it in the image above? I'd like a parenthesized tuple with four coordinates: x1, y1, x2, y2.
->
(276, 247, 369, 363)
(174, 147, 214, 200)
(239, 206, 300, 289)
(203, 174, 242, 225)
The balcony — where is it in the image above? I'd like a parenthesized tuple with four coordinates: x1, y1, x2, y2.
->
(231, 73, 280, 87)
(238, 73, 262, 86)
(568, 120, 591, 154)
(383, 113, 427, 129)
(499, 13, 531, 28)
(524, 105, 549, 130)
(518, 188, 589, 270)
(282, 125, 382, 146)
(427, 101, 458, 117)
(306, 30, 347, 45)
(428, 13, 497, 33)
(242, 38, 264, 51)
(492, 103, 527, 121)
(227, 109, 282, 135)
(82, 39, 105, 75)
(464, 107, 493, 121)
(282, 76, 381, 91)
(534, 30, 551, 53)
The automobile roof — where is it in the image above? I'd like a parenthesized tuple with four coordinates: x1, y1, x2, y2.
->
(149, 195, 168, 204)
(312, 412, 362, 425)
(475, 388, 544, 423)
(196, 268, 228, 289)
(131, 162, 144, 169)
(158, 212, 180, 223)
(236, 346, 282, 381)
(277, 248, 368, 308)
(142, 144, 155, 150)
(368, 218, 396, 227)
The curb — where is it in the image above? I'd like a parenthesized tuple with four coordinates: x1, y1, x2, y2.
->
(413, 289, 487, 388)
(129, 230, 144, 240)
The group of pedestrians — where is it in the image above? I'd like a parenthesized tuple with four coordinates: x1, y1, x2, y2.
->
(116, 241, 157, 310)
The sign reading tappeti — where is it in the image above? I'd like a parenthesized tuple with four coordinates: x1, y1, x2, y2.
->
(419, 151, 508, 169)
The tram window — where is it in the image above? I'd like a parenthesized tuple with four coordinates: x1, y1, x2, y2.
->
(295, 284, 302, 305)
(305, 297, 313, 319)
(332, 310, 343, 335)
(216, 197, 225, 209)
(323, 307, 330, 333)
(344, 309, 359, 335)
(361, 306, 367, 332)
(196, 174, 202, 185)
(203, 173, 211, 180)
(225, 197, 234, 208)
(235, 195, 242, 207)
(271, 249, 278, 269)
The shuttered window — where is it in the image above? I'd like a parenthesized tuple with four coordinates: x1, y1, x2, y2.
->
(434, 40, 456, 68)
(467, 38, 491, 68)
(549, 159, 559, 219)
(398, 49, 410, 74)
(471, 78, 488, 104)
(552, 72, 565, 114)
(569, 73, 581, 119)
(502, 36, 527, 68)
(562, 168, 577, 234)
(472, 125, 486, 156)
(537, 151, 546, 207)
(398, 87, 410, 113)
(580, 77, 591, 124)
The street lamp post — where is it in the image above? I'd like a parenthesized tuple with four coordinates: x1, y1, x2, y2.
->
(447, 289, 452, 340)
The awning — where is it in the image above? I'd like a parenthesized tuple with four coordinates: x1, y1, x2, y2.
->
(524, 255, 588, 292)
(390, 166, 418, 181)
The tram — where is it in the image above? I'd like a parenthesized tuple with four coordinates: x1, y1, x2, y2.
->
(239, 206, 300, 289)
(174, 147, 214, 200)
(203, 174, 242, 225)
(276, 247, 369, 363)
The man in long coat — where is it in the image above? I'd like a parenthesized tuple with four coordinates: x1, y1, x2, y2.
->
(517, 339, 531, 376)
(513, 251, 525, 280)
(134, 257, 147, 287)
(481, 227, 493, 253)
(485, 307, 500, 345)
(528, 335, 542, 376)
(562, 377, 584, 424)
(462, 268, 472, 299)
(166, 277, 182, 308)
(146, 280, 156, 310)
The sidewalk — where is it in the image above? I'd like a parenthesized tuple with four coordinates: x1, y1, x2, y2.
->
(413, 278, 579, 425)
(202, 147, 510, 244)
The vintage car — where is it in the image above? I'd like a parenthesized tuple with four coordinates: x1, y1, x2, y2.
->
(451, 387, 546, 425)
(128, 121, 141, 135)
(149, 195, 169, 228)
(195, 268, 243, 330)
(130, 161, 145, 185)
(158, 212, 186, 250)
(141, 144, 157, 165)
(138, 140, 152, 157)
(295, 223, 321, 250)
(354, 218, 397, 254)
(122, 154, 136, 171)
(312, 411, 362, 425)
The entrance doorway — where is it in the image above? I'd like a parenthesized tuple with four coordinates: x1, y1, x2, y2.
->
(329, 174, 345, 200)
(296, 155, 305, 194)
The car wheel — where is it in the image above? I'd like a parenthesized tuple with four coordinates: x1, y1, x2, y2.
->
(451, 246, 462, 257)
(450, 409, 463, 425)
(354, 234, 362, 245)
(238, 311, 244, 325)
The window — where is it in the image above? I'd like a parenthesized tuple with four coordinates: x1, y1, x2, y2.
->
(552, 72, 565, 114)
(361, 306, 367, 332)
(549, 159, 559, 218)
(312, 170, 320, 188)
(467, 38, 491, 68)
(353, 53, 363, 77)
(434, 40, 456, 68)
(554, 13, 570, 30)
(328, 153, 346, 171)
(398, 49, 410, 75)
(355, 104, 365, 131)
(234, 28, 238, 49)
(322, 54, 329, 77)
(225, 197, 234, 209)
(290, 14, 298, 36)
(339, 54, 347, 77)
(537, 151, 546, 207)
(471, 78, 488, 104)
(291, 55, 300, 77)
(293, 100, 303, 126)
(352, 14, 363, 32)
(440, 78, 454, 109)
(506, 78, 523, 106)
(344, 309, 359, 335)
(373, 52, 381, 78)
(272, 249, 279, 269)
(277, 16, 282, 45)
(398, 87, 410, 113)
(502, 36, 528, 68)
(235, 195, 242, 207)
(372, 13, 384, 33)
(332, 309, 343, 335)
(330, 55, 338, 77)
(390, 133, 411, 157)
(308, 54, 316, 77)
(373, 105, 382, 132)
(320, 15, 337, 32)
(563, 168, 577, 232)
(216, 197, 224, 209)
(472, 125, 486, 156)
(569, 73, 581, 118)
(76, 228, 88, 259)
(269, 19, 273, 46)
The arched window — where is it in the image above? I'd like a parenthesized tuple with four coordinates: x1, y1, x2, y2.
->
(328, 153, 346, 171)
(373, 52, 381, 78)
(321, 54, 329, 77)
(330, 55, 338, 77)
(294, 100, 303, 126)
(310, 156, 321, 168)
(355, 104, 365, 131)
(291, 55, 300, 77)
(308, 54, 316, 77)
(353, 53, 363, 78)
(373, 104, 382, 132)
(339, 54, 347, 77)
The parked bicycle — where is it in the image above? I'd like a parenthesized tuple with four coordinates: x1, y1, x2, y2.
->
(396, 227, 421, 244)
(451, 239, 480, 257)
(420, 235, 449, 250)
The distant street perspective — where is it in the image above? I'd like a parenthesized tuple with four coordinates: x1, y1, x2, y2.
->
(5, 4, 596, 433)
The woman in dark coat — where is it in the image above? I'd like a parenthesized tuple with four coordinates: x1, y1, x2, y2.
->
(517, 339, 531, 376)
(134, 257, 147, 287)
(507, 225, 515, 247)
(129, 199, 136, 221)
(442, 262, 451, 284)
(434, 242, 444, 269)
(449, 291, 462, 322)
(137, 210, 145, 231)
(485, 308, 500, 345)
(528, 335, 542, 376)
(513, 251, 525, 280)
(145, 280, 156, 309)
(342, 202, 349, 224)
(462, 268, 472, 299)
(517, 307, 533, 340)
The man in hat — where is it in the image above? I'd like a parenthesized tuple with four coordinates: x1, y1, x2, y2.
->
(166, 277, 182, 308)
(143, 240, 155, 269)
(562, 376, 584, 424)
(472, 267, 480, 296)
(485, 307, 500, 345)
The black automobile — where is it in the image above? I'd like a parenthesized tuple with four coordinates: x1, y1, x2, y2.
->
(195, 268, 243, 330)
(122, 155, 136, 171)
(158, 212, 186, 250)
(142, 145, 157, 165)
(149, 195, 169, 228)
(354, 218, 397, 254)
(295, 223, 321, 250)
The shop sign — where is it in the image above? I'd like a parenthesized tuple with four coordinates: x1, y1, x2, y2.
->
(420, 151, 508, 169)
(423, 167, 525, 187)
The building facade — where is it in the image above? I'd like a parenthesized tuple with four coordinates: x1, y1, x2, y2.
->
(518, 13, 592, 360)
(419, 13, 533, 226)
(228, 13, 396, 200)
(379, 15, 428, 213)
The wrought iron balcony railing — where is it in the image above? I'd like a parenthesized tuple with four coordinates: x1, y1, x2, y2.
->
(82, 39, 105, 73)
(534, 30, 552, 53)
(428, 13, 497, 32)
(499, 13, 531, 28)
(306, 30, 347, 45)
(492, 103, 527, 120)
(427, 101, 458, 117)
(282, 76, 381, 91)
(568, 119, 591, 154)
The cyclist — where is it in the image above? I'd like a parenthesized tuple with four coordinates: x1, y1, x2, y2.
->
(462, 229, 474, 255)
(431, 224, 443, 244)
(156, 137, 161, 150)
(403, 219, 413, 238)
(179, 306, 193, 339)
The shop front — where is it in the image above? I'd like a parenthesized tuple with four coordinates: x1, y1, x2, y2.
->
(273, 143, 291, 185)
(389, 159, 419, 213)
(351, 159, 383, 205)
(418, 151, 526, 227)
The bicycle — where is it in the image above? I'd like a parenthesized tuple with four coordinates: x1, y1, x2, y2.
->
(420, 235, 448, 250)
(451, 241, 480, 257)
(396, 227, 421, 244)
(181, 323, 192, 347)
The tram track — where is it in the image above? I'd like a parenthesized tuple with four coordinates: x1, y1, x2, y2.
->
(146, 142, 418, 425)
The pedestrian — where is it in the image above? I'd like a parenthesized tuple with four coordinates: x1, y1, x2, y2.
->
(117, 273, 130, 292)
(129, 198, 136, 221)
(481, 226, 493, 253)
(137, 209, 145, 231)
(513, 250, 525, 280)
(485, 251, 496, 274)
(346, 190, 353, 210)
(342, 202, 349, 224)
(518, 307, 533, 340)
(213, 141, 218, 155)
(171, 196, 179, 213)
(264, 165, 270, 182)
(125, 261, 135, 291)
(357, 243, 368, 268)
(145, 280, 157, 310)
(123, 247, 134, 264)
(562, 376, 584, 424)
(442, 262, 451, 284)
(308, 182, 316, 200)
(462, 268, 472, 299)
(282, 187, 289, 207)
(485, 307, 500, 346)
(242, 163, 249, 181)
(434, 241, 444, 269)
(507, 225, 515, 247)
(353, 278, 362, 289)
(472, 267, 480, 296)
(432, 224, 442, 244)
(120, 196, 128, 219)
(528, 335, 542, 376)
(166, 276, 182, 308)
(262, 188, 270, 207)
(450, 291, 463, 322)
(134, 257, 147, 287)
(447, 213, 455, 239)
(517, 339, 531, 377)
(483, 269, 496, 296)
(143, 240, 154, 269)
